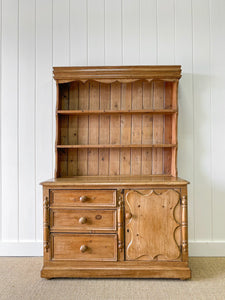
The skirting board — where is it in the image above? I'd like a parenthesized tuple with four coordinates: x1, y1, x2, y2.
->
(0, 241, 225, 256)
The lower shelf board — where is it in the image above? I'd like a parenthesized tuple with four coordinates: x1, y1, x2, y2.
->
(41, 265, 191, 280)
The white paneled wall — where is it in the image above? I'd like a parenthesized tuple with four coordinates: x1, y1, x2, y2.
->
(0, 0, 225, 256)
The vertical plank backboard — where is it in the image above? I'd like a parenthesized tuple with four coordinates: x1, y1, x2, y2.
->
(88, 82, 99, 175)
(142, 82, 153, 175)
(152, 82, 164, 174)
(131, 82, 142, 175)
(77, 82, 89, 175)
(99, 84, 110, 175)
(120, 84, 131, 175)
(110, 83, 121, 175)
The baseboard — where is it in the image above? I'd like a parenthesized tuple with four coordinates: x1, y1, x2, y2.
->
(0, 241, 225, 256)
(189, 241, 225, 256)
(0, 241, 43, 256)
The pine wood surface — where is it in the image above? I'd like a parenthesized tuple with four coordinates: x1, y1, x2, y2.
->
(41, 175, 189, 187)
(56, 78, 177, 177)
(50, 209, 117, 232)
(41, 65, 191, 279)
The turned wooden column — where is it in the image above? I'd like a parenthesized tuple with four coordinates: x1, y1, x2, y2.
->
(117, 190, 124, 261)
(181, 190, 188, 261)
(43, 188, 50, 257)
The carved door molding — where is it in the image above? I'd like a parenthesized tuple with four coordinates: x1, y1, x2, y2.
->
(125, 189, 181, 261)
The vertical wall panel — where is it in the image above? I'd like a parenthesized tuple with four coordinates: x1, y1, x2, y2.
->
(36, 0, 53, 241)
(210, 0, 225, 240)
(157, 0, 175, 64)
(175, 0, 195, 240)
(0, 0, 2, 240)
(1, 0, 19, 240)
(1, 0, 225, 255)
(88, 0, 105, 65)
(70, 0, 87, 65)
(192, 0, 212, 241)
(53, 0, 70, 66)
(18, 0, 36, 240)
(123, 0, 140, 64)
(52, 0, 70, 198)
(140, 0, 157, 64)
(105, 0, 122, 65)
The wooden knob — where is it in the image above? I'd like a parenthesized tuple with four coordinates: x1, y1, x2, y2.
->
(80, 195, 87, 202)
(126, 212, 132, 219)
(80, 245, 88, 253)
(79, 217, 87, 224)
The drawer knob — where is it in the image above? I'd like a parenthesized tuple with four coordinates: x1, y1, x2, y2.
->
(126, 212, 132, 219)
(80, 195, 88, 202)
(79, 217, 87, 224)
(80, 245, 88, 253)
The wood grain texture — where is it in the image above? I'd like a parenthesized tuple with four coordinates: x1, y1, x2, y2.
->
(51, 233, 117, 261)
(50, 209, 116, 231)
(125, 189, 181, 261)
(50, 189, 116, 207)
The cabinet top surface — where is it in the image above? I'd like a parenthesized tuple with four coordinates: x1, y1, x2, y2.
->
(41, 176, 189, 187)
(53, 65, 182, 82)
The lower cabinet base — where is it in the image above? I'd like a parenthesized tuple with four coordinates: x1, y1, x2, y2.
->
(41, 263, 191, 280)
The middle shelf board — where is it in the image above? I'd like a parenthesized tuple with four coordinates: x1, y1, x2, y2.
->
(57, 109, 177, 115)
(56, 144, 177, 149)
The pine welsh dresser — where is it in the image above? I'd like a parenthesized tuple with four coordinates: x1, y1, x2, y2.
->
(41, 66, 191, 279)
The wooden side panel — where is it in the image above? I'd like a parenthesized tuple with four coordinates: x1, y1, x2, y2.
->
(125, 189, 181, 261)
(110, 82, 121, 175)
(131, 82, 142, 175)
(120, 83, 131, 175)
(51, 234, 117, 261)
(77, 82, 89, 175)
(171, 82, 178, 176)
(142, 82, 153, 175)
(67, 83, 79, 176)
(99, 84, 110, 175)
(164, 82, 173, 175)
(152, 82, 164, 174)
(88, 82, 100, 175)
(58, 86, 69, 176)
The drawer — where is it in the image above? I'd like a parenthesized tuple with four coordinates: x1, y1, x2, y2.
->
(50, 209, 117, 231)
(50, 190, 116, 207)
(51, 234, 117, 261)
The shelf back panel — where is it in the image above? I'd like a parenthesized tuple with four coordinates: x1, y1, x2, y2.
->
(56, 79, 178, 177)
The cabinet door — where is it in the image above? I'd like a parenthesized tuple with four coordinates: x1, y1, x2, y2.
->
(125, 189, 181, 261)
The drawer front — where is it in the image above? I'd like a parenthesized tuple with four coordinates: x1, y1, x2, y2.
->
(51, 234, 117, 261)
(50, 209, 117, 231)
(50, 190, 116, 207)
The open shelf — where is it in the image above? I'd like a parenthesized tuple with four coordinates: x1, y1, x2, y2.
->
(57, 109, 177, 115)
(56, 144, 177, 149)
(56, 77, 178, 177)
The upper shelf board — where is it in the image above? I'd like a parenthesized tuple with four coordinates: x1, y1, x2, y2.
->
(53, 65, 182, 83)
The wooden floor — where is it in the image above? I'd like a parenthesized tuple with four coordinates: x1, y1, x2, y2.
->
(0, 257, 225, 300)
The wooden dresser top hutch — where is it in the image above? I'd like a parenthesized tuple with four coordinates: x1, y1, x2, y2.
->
(41, 65, 191, 279)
